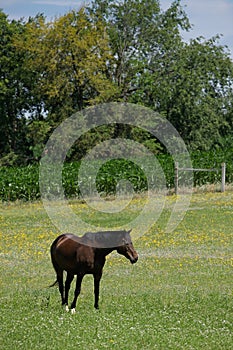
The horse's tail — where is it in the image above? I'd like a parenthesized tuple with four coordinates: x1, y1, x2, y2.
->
(49, 280, 58, 288)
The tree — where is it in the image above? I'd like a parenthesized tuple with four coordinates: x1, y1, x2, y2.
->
(0, 11, 31, 163)
(89, 0, 233, 150)
(140, 35, 233, 150)
(88, 0, 190, 99)
(87, 0, 191, 146)
(1, 0, 233, 165)
(10, 8, 119, 161)
(16, 8, 118, 126)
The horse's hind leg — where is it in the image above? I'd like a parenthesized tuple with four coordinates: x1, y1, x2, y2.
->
(64, 272, 74, 312)
(56, 269, 65, 306)
(51, 255, 65, 306)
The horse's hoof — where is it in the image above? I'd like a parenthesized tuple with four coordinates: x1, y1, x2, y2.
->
(65, 305, 69, 312)
(71, 308, 76, 314)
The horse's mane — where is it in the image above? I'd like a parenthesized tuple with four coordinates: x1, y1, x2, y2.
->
(81, 230, 130, 247)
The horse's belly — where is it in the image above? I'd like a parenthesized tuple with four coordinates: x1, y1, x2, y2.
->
(57, 256, 94, 274)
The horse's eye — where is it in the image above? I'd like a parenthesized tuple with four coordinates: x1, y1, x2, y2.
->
(122, 238, 131, 246)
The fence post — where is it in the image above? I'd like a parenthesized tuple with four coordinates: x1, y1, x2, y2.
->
(174, 162, 179, 195)
(221, 163, 226, 192)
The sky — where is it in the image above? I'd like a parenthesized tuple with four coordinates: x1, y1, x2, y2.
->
(0, 0, 233, 58)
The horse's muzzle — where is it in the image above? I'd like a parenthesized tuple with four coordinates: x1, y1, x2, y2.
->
(130, 256, 138, 264)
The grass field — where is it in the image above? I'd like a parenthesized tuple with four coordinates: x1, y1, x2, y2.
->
(0, 192, 233, 349)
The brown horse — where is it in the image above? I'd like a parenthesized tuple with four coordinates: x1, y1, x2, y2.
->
(50, 230, 138, 313)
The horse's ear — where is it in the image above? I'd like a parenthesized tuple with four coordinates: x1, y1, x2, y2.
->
(128, 229, 132, 234)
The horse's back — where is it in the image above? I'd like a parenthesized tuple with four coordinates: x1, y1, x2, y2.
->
(51, 234, 81, 255)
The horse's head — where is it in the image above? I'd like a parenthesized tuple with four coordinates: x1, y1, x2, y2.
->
(116, 230, 138, 264)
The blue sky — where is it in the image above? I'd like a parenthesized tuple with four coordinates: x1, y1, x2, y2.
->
(1, 0, 233, 58)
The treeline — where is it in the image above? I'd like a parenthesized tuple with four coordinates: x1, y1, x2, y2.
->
(0, 0, 233, 166)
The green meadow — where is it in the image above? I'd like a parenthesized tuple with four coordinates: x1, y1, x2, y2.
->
(0, 192, 232, 349)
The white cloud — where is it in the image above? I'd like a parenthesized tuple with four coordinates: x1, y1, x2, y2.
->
(0, 0, 83, 8)
(0, 0, 84, 22)
(33, 0, 83, 6)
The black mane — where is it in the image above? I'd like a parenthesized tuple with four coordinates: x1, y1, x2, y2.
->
(81, 230, 131, 248)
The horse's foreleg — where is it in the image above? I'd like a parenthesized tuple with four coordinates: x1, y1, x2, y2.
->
(64, 272, 74, 312)
(94, 272, 102, 309)
(70, 275, 84, 314)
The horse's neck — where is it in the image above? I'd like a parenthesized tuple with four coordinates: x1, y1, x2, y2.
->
(96, 247, 115, 257)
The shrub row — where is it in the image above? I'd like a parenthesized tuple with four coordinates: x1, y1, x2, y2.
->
(0, 150, 232, 202)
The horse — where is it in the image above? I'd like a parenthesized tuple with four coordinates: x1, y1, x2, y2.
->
(50, 230, 138, 313)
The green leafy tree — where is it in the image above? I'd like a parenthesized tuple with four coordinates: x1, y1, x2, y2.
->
(12, 9, 119, 160)
(90, 0, 233, 150)
(0, 11, 32, 163)
(17, 9, 118, 125)
(141, 35, 233, 150)
(87, 0, 191, 149)
(89, 0, 190, 100)
(1, 0, 233, 165)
